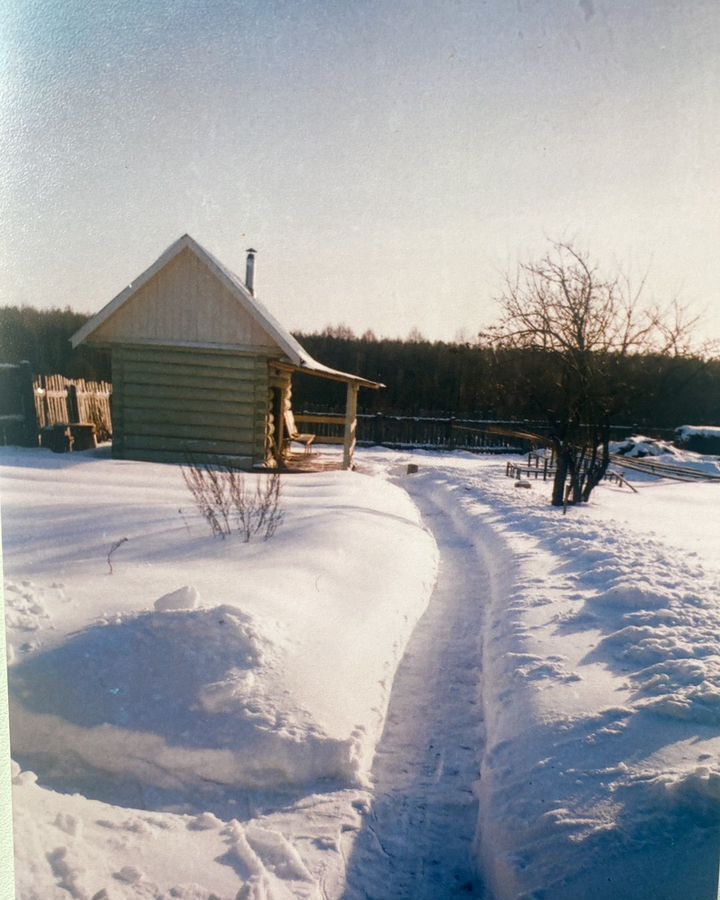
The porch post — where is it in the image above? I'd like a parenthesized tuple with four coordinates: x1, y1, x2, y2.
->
(343, 382, 359, 470)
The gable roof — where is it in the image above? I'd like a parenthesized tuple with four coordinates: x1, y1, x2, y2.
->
(71, 234, 383, 389)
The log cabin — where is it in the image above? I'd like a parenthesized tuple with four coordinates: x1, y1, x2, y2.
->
(71, 234, 383, 469)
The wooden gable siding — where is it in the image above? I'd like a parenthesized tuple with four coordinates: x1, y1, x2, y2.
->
(111, 344, 270, 466)
(90, 247, 276, 350)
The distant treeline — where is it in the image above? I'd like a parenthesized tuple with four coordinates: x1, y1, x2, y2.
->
(292, 326, 720, 428)
(0, 306, 110, 382)
(1, 307, 718, 427)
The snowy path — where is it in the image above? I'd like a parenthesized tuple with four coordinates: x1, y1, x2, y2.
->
(343, 479, 488, 899)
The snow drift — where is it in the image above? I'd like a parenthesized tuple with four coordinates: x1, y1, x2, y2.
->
(10, 605, 359, 790)
(3, 448, 438, 800)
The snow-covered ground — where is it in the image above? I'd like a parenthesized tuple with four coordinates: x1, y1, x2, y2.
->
(2, 445, 437, 899)
(3, 444, 720, 898)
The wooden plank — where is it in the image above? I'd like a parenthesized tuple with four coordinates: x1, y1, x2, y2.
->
(120, 357, 261, 382)
(119, 342, 253, 360)
(295, 414, 345, 426)
(120, 363, 262, 387)
(123, 385, 256, 410)
(122, 370, 258, 392)
(311, 435, 344, 445)
(122, 419, 255, 442)
(251, 364, 269, 463)
(111, 352, 126, 454)
(127, 395, 256, 417)
(343, 383, 359, 470)
(123, 405, 255, 427)
(121, 364, 260, 387)
(119, 344, 270, 370)
(122, 382, 257, 404)
(115, 448, 254, 468)
(123, 435, 255, 453)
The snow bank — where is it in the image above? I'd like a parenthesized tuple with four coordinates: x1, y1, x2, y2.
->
(2, 447, 437, 799)
(610, 434, 720, 479)
(374, 450, 720, 900)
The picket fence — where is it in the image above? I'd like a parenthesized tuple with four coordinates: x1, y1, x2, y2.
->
(34, 375, 113, 440)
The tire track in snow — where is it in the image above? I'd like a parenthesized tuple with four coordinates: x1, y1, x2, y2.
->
(342, 480, 488, 899)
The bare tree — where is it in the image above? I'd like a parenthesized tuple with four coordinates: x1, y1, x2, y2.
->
(182, 462, 283, 540)
(482, 242, 696, 506)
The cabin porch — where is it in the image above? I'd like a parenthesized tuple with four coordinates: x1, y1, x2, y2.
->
(265, 447, 350, 474)
(269, 362, 381, 471)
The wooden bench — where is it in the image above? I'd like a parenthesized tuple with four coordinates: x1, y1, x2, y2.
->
(284, 409, 315, 455)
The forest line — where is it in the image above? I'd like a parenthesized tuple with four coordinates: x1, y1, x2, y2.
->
(0, 306, 717, 428)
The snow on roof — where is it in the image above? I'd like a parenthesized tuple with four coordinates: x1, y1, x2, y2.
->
(71, 234, 384, 390)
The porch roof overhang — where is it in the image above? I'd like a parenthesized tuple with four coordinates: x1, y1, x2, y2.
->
(272, 359, 385, 390)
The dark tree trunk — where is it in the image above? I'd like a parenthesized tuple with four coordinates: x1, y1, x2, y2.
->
(551, 438, 567, 506)
(580, 419, 611, 501)
(566, 451, 582, 504)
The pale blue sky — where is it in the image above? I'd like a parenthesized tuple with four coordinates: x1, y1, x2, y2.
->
(1, 0, 718, 341)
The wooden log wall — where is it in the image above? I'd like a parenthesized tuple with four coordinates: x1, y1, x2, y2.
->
(111, 344, 270, 466)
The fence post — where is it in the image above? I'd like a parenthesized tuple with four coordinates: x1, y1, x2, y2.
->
(373, 412, 383, 446)
(39, 374, 49, 428)
(447, 416, 456, 451)
(66, 383, 80, 423)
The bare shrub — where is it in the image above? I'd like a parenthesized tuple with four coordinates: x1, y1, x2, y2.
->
(181, 462, 283, 541)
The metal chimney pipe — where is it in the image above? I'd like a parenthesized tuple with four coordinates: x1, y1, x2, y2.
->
(245, 248, 256, 295)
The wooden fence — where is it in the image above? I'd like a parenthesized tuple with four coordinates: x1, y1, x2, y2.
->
(34, 375, 113, 440)
(505, 454, 638, 492)
(295, 413, 551, 453)
(295, 412, 678, 454)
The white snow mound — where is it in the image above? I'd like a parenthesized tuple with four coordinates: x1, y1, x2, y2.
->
(9, 605, 359, 789)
